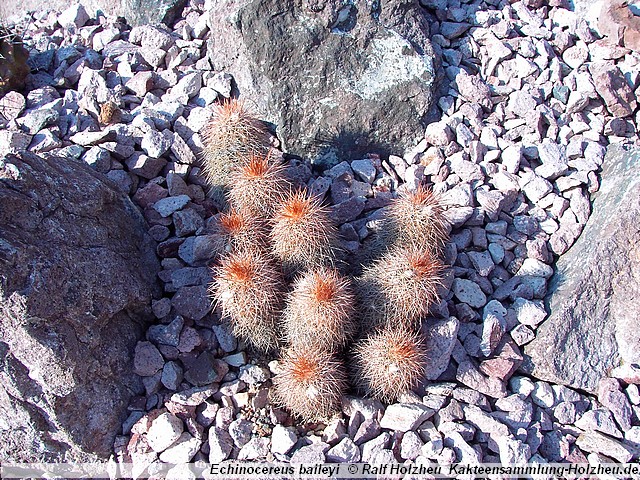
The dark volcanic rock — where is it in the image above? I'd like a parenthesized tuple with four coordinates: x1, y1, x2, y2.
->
(523, 144, 640, 393)
(0, 152, 160, 461)
(208, 0, 436, 167)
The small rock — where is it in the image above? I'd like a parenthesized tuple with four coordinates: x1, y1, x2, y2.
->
(153, 195, 191, 217)
(134, 341, 164, 376)
(161, 361, 184, 390)
(512, 298, 546, 327)
(271, 425, 297, 455)
(576, 431, 634, 463)
(141, 129, 172, 158)
(58, 3, 90, 28)
(452, 278, 487, 308)
(496, 435, 531, 465)
(516, 258, 553, 278)
(208, 427, 233, 463)
(158, 432, 199, 463)
(171, 285, 210, 321)
(147, 412, 183, 452)
(399, 431, 423, 461)
(326, 437, 361, 462)
(184, 351, 228, 386)
(229, 418, 254, 448)
(351, 159, 376, 183)
(531, 382, 555, 408)
(290, 443, 329, 463)
(379, 403, 434, 432)
(238, 365, 270, 385)
(425, 121, 453, 146)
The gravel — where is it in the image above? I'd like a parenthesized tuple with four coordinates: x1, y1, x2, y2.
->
(3, 0, 639, 469)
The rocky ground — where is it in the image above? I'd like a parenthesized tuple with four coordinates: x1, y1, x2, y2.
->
(1, 0, 640, 474)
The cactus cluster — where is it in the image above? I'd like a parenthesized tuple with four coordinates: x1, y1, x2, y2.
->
(203, 99, 450, 422)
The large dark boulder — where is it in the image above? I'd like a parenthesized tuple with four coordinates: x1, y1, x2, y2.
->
(522, 144, 640, 393)
(208, 0, 437, 167)
(0, 152, 160, 461)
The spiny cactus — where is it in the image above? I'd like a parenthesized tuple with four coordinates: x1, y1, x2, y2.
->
(209, 208, 268, 254)
(283, 267, 356, 351)
(228, 154, 291, 218)
(273, 345, 347, 422)
(352, 326, 427, 403)
(270, 189, 339, 275)
(200, 99, 270, 207)
(376, 186, 449, 254)
(356, 245, 444, 330)
(211, 248, 284, 352)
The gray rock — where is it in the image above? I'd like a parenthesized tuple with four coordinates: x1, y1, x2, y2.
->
(531, 382, 555, 409)
(161, 361, 183, 390)
(361, 432, 391, 462)
(17, 108, 58, 134)
(379, 403, 434, 432)
(238, 365, 270, 385)
(598, 378, 633, 432)
(353, 418, 381, 445)
(184, 351, 228, 386)
(512, 298, 546, 327)
(290, 443, 329, 463)
(351, 159, 376, 183)
(425, 121, 453, 146)
(522, 174, 553, 203)
(590, 62, 638, 118)
(208, 0, 436, 166)
(271, 425, 297, 455)
(141, 129, 172, 158)
(0, 131, 32, 157)
(229, 418, 254, 448)
(452, 278, 487, 308)
(212, 324, 238, 353)
(326, 437, 361, 462)
(0, 151, 161, 462)
(399, 431, 423, 460)
(468, 251, 494, 277)
(510, 324, 535, 346)
(421, 317, 459, 380)
(173, 209, 204, 237)
(171, 385, 218, 406)
(126, 153, 166, 180)
(83, 146, 112, 173)
(495, 436, 531, 465)
(456, 360, 507, 398)
(535, 140, 568, 180)
(148, 316, 184, 347)
(158, 432, 199, 463)
(508, 90, 537, 118)
(480, 301, 507, 357)
(147, 412, 184, 452)
(516, 258, 553, 278)
(463, 405, 509, 437)
(171, 285, 210, 321)
(58, 3, 90, 28)
(553, 401, 577, 425)
(576, 431, 634, 463)
(444, 431, 482, 463)
(172, 72, 202, 100)
(208, 427, 233, 463)
(523, 145, 640, 393)
(153, 195, 190, 217)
